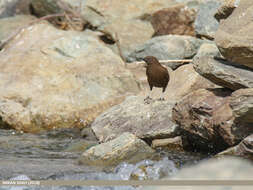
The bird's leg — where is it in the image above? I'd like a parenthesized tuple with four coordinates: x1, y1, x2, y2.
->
(158, 90, 165, 101)
(144, 91, 152, 103)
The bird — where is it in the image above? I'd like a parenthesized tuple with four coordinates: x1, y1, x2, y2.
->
(143, 56, 170, 101)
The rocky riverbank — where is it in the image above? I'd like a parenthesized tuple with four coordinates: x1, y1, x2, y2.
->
(0, 0, 253, 186)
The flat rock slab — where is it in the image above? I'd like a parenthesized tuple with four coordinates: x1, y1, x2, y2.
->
(91, 96, 179, 143)
(193, 56, 253, 90)
(78, 132, 155, 167)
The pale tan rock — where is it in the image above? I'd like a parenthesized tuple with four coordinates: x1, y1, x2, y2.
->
(78, 132, 155, 167)
(215, 0, 253, 69)
(0, 22, 140, 133)
(0, 15, 36, 43)
(151, 136, 184, 151)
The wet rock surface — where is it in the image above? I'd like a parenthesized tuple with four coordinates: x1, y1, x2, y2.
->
(79, 132, 155, 167)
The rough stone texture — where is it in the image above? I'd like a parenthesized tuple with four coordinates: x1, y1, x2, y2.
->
(172, 88, 235, 152)
(193, 56, 253, 90)
(214, 0, 240, 21)
(230, 88, 253, 123)
(165, 64, 217, 102)
(99, 18, 154, 59)
(0, 0, 30, 18)
(194, 0, 222, 40)
(215, 0, 253, 69)
(78, 132, 155, 167)
(151, 4, 196, 37)
(81, 0, 179, 60)
(142, 157, 253, 190)
(30, 0, 82, 17)
(0, 15, 36, 44)
(126, 35, 203, 62)
(151, 136, 185, 151)
(194, 42, 222, 59)
(218, 134, 253, 160)
(128, 63, 216, 103)
(91, 96, 179, 143)
(0, 22, 140, 133)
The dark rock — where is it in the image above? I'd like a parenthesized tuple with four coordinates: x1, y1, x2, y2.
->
(151, 4, 196, 37)
(214, 0, 239, 21)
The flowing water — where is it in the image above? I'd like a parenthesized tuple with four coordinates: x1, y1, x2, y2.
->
(0, 128, 206, 190)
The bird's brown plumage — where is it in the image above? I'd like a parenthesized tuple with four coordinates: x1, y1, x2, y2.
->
(143, 56, 170, 93)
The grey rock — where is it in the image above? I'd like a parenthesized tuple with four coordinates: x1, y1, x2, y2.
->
(30, 0, 83, 17)
(91, 96, 179, 143)
(193, 56, 253, 90)
(194, 42, 221, 59)
(0, 0, 18, 18)
(78, 132, 155, 167)
(194, 0, 222, 40)
(127, 35, 203, 62)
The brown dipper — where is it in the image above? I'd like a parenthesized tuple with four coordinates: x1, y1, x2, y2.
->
(143, 56, 170, 100)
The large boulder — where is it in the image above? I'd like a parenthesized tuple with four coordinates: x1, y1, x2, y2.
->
(0, 22, 140, 133)
(78, 132, 155, 167)
(151, 4, 196, 37)
(215, 0, 253, 69)
(91, 96, 179, 143)
(126, 35, 203, 62)
(0, 15, 36, 44)
(193, 56, 253, 90)
(194, 0, 222, 40)
(172, 88, 251, 152)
